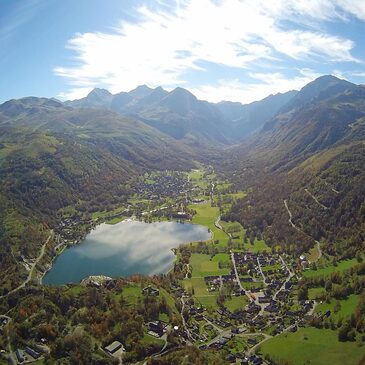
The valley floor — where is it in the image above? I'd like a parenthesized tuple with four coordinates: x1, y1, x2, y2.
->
(0, 167, 364, 365)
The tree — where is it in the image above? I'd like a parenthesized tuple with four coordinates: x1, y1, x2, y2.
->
(297, 285, 308, 301)
(338, 322, 351, 342)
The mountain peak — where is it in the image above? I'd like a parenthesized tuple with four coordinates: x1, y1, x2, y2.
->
(128, 85, 154, 99)
(280, 74, 355, 113)
(169, 87, 197, 101)
(303, 74, 352, 90)
(87, 88, 112, 98)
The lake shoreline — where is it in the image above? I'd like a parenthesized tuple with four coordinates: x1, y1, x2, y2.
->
(42, 218, 212, 285)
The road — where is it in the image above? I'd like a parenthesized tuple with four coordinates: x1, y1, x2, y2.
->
(214, 215, 223, 230)
(0, 232, 52, 300)
(283, 199, 301, 232)
(230, 251, 252, 303)
(273, 256, 294, 301)
(279, 255, 294, 277)
(284, 200, 322, 263)
(180, 298, 193, 342)
(246, 333, 273, 355)
(205, 325, 272, 352)
(0, 233, 52, 363)
(304, 189, 328, 210)
(203, 315, 223, 333)
(256, 257, 267, 284)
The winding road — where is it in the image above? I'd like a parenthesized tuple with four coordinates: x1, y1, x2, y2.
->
(283, 200, 322, 263)
(180, 298, 193, 342)
(304, 189, 328, 210)
(0, 232, 53, 363)
(230, 251, 253, 303)
(0, 232, 52, 300)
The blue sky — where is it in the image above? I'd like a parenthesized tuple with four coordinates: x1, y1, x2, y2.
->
(1, 0, 365, 104)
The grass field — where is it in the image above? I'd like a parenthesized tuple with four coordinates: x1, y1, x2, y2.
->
(308, 287, 326, 300)
(189, 203, 228, 244)
(262, 264, 281, 272)
(159, 287, 179, 315)
(225, 296, 248, 312)
(244, 239, 271, 253)
(315, 294, 360, 320)
(188, 169, 210, 189)
(183, 277, 210, 296)
(211, 253, 231, 265)
(228, 192, 246, 200)
(122, 285, 143, 305)
(190, 253, 230, 277)
(142, 333, 165, 347)
(183, 277, 218, 309)
(303, 258, 358, 278)
(260, 328, 365, 365)
(66, 285, 87, 295)
(241, 281, 264, 290)
(196, 295, 219, 309)
(307, 245, 321, 263)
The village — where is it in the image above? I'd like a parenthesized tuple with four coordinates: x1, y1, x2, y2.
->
(2, 167, 358, 365)
(174, 250, 316, 365)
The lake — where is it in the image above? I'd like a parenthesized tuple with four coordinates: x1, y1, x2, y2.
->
(43, 220, 211, 285)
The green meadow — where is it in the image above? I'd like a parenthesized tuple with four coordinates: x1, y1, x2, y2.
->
(190, 253, 230, 277)
(260, 327, 365, 365)
(303, 258, 359, 278)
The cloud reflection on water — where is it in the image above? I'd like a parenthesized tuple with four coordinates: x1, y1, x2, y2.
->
(45, 221, 210, 284)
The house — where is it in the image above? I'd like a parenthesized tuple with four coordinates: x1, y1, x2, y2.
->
(15, 349, 25, 363)
(148, 321, 165, 336)
(258, 296, 271, 304)
(142, 286, 160, 296)
(226, 353, 236, 363)
(25, 346, 40, 359)
(247, 338, 257, 346)
(105, 341, 125, 355)
(252, 356, 263, 365)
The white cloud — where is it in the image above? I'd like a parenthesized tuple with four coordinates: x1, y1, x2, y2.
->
(57, 87, 94, 101)
(55, 0, 361, 101)
(191, 70, 321, 103)
(335, 0, 365, 21)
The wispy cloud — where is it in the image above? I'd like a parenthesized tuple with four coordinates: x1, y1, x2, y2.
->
(55, 0, 363, 102)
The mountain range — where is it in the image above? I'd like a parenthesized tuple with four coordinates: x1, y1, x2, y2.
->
(65, 84, 297, 143)
(1, 74, 365, 291)
(226, 75, 365, 258)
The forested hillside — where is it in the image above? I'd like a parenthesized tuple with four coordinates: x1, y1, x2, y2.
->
(224, 76, 365, 260)
(0, 99, 195, 293)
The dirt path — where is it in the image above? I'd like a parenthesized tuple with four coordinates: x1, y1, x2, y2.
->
(284, 200, 322, 262)
(283, 199, 301, 232)
(304, 188, 328, 210)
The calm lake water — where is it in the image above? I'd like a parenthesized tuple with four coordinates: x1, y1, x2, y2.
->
(43, 220, 210, 285)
